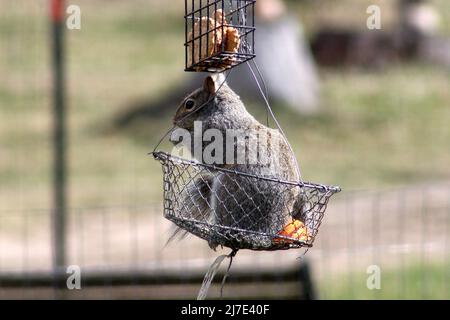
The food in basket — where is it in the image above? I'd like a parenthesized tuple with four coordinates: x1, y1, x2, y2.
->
(272, 219, 311, 245)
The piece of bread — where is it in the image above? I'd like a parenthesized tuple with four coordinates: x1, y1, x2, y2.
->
(224, 26, 240, 52)
(187, 10, 240, 69)
(188, 17, 223, 67)
(214, 9, 240, 53)
(214, 9, 225, 24)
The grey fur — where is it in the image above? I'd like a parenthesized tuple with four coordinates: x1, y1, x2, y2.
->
(171, 76, 302, 250)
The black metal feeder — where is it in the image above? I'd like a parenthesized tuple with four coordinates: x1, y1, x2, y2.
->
(184, 0, 256, 72)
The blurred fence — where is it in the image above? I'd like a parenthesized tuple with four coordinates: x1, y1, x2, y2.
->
(0, 183, 448, 299)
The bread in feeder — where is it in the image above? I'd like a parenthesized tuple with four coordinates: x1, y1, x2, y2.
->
(214, 9, 240, 57)
(187, 10, 240, 70)
(224, 27, 240, 53)
(187, 16, 223, 68)
(214, 9, 226, 24)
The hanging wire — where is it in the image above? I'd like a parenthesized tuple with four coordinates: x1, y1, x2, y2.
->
(151, 127, 176, 154)
(246, 60, 303, 183)
(197, 248, 238, 300)
(234, 9, 303, 183)
(236, 5, 271, 126)
(251, 59, 270, 103)
(219, 248, 238, 298)
(251, 59, 271, 126)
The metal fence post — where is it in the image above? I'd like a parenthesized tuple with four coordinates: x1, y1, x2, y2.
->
(50, 0, 66, 290)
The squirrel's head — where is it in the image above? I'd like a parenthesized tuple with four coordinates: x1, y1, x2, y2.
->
(173, 74, 236, 131)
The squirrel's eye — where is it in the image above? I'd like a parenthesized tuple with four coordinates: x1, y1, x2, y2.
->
(185, 100, 195, 110)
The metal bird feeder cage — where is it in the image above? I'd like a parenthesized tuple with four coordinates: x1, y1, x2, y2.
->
(153, 152, 341, 251)
(152, 0, 341, 253)
(184, 0, 256, 72)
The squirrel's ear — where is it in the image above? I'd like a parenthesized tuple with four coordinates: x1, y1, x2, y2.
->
(203, 75, 216, 95)
(204, 73, 226, 95)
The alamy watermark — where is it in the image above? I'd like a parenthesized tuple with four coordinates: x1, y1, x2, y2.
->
(170, 121, 283, 167)
(366, 265, 381, 290)
(66, 4, 81, 30)
(367, 5, 382, 30)
(66, 265, 81, 290)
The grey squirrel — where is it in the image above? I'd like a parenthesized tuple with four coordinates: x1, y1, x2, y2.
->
(170, 74, 304, 249)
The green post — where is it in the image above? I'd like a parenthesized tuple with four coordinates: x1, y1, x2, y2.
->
(50, 0, 67, 292)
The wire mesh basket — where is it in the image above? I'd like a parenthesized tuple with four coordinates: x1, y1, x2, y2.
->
(185, 0, 256, 72)
(153, 151, 341, 251)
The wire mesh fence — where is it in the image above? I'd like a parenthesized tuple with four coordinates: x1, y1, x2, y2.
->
(0, 183, 448, 299)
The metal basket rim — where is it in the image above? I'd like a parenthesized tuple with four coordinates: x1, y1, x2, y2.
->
(151, 151, 342, 193)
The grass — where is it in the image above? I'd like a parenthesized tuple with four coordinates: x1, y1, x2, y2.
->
(319, 261, 450, 299)
(0, 0, 449, 212)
